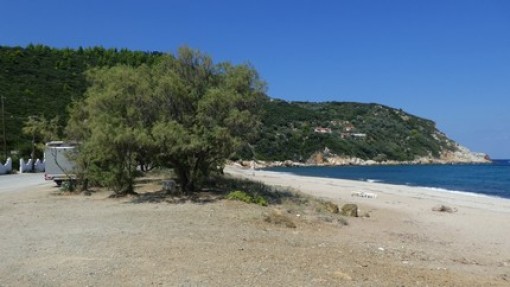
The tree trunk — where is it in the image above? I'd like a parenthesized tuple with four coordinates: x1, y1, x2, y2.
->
(30, 137, 36, 173)
(79, 178, 89, 192)
(175, 165, 193, 194)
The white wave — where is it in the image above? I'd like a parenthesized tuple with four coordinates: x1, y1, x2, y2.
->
(420, 186, 495, 198)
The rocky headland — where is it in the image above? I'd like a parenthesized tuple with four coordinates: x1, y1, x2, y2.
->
(236, 144, 490, 169)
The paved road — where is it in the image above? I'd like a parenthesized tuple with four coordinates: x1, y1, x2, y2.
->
(0, 173, 53, 194)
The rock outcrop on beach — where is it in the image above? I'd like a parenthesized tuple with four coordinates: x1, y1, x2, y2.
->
(439, 145, 490, 163)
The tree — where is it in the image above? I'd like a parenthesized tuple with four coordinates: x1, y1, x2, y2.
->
(151, 49, 265, 192)
(66, 47, 266, 194)
(22, 115, 60, 162)
(67, 64, 155, 194)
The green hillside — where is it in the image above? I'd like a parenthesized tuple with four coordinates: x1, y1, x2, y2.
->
(0, 45, 456, 163)
(244, 100, 457, 162)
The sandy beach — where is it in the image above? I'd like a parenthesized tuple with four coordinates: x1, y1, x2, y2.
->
(1, 169, 509, 286)
(225, 165, 510, 284)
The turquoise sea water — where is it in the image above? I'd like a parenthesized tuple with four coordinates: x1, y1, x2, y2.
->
(266, 160, 510, 199)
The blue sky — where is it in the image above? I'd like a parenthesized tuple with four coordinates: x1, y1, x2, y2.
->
(2, 0, 509, 158)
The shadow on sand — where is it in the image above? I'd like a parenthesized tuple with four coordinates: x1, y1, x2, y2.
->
(128, 176, 303, 205)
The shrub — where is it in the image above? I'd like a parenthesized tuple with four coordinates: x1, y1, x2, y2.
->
(60, 180, 76, 192)
(215, 176, 299, 205)
(253, 195, 268, 206)
(226, 190, 268, 206)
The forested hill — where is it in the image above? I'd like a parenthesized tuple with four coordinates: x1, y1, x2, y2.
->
(244, 100, 458, 162)
(0, 44, 162, 156)
(1, 45, 464, 162)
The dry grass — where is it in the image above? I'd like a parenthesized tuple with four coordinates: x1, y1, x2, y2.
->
(263, 210, 297, 228)
(128, 174, 353, 228)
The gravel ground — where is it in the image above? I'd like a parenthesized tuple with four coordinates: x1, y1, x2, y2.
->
(0, 182, 507, 286)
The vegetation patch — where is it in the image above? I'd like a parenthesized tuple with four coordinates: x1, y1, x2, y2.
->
(226, 190, 268, 206)
(263, 211, 296, 228)
(215, 176, 301, 205)
(59, 180, 77, 193)
(317, 200, 340, 214)
(216, 177, 353, 227)
(124, 174, 356, 228)
(249, 100, 457, 162)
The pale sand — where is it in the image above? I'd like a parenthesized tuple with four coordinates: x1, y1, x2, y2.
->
(2, 168, 509, 286)
(225, 165, 510, 280)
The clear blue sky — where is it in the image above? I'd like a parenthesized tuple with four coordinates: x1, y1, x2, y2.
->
(2, 0, 509, 158)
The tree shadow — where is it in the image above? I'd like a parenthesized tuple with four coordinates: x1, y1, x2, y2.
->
(128, 175, 304, 206)
(129, 189, 223, 204)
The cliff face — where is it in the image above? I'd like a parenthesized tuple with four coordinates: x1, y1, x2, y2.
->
(439, 145, 490, 163)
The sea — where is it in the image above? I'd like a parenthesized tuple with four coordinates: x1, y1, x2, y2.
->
(266, 159, 510, 199)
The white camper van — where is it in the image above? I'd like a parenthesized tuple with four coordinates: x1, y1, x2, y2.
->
(44, 141, 78, 186)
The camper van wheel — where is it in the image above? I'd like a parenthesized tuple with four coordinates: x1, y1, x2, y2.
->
(54, 180, 63, 187)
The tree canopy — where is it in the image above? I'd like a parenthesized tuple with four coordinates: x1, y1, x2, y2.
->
(66, 47, 266, 193)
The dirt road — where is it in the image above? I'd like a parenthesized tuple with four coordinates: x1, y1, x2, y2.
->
(0, 173, 49, 194)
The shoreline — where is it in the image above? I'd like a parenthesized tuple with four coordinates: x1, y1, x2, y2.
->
(252, 160, 494, 167)
(244, 159, 510, 200)
(224, 165, 510, 213)
(271, 170, 499, 200)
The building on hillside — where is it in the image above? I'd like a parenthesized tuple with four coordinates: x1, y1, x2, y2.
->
(343, 124, 355, 132)
(341, 132, 367, 140)
(314, 127, 332, 134)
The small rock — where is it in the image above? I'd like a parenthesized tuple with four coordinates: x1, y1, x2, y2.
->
(341, 204, 358, 217)
(324, 201, 339, 214)
(432, 205, 457, 213)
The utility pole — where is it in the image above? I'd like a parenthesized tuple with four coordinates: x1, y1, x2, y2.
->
(1, 96, 5, 160)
